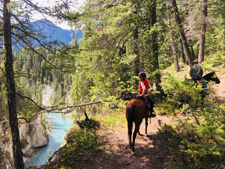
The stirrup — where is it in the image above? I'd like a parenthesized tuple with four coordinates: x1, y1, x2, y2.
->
(149, 112, 156, 118)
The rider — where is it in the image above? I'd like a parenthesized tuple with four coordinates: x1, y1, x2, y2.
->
(189, 60, 203, 81)
(138, 72, 156, 118)
(189, 60, 207, 94)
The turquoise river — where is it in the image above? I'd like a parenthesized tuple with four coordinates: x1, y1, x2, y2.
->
(24, 113, 72, 168)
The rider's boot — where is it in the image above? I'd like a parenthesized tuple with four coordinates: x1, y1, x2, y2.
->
(147, 103, 156, 118)
(149, 111, 156, 118)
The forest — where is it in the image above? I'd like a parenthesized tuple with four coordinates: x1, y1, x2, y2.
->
(0, 0, 225, 168)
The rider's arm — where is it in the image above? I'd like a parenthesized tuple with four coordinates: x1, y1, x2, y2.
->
(140, 82, 146, 95)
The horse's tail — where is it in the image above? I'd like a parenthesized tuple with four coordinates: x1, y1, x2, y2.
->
(128, 105, 135, 132)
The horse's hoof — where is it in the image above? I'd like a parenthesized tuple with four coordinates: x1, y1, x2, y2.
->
(131, 150, 136, 155)
(138, 133, 144, 136)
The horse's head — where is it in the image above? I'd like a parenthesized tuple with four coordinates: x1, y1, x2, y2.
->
(203, 72, 220, 84)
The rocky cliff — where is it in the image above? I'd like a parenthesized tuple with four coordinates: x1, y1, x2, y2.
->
(1, 85, 57, 168)
(0, 117, 49, 169)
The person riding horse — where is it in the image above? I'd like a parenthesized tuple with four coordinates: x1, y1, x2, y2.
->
(189, 60, 208, 95)
(137, 72, 156, 118)
(189, 60, 220, 106)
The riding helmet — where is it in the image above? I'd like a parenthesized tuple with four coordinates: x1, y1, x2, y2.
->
(138, 72, 146, 78)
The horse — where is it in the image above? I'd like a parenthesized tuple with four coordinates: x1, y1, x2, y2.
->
(192, 71, 220, 94)
(202, 71, 220, 84)
(192, 71, 220, 107)
(125, 98, 150, 154)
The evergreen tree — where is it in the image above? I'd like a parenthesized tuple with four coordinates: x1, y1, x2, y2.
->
(3, 0, 24, 168)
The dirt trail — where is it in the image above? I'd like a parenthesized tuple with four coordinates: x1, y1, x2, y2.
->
(87, 71, 225, 169)
(211, 71, 225, 104)
(88, 115, 173, 169)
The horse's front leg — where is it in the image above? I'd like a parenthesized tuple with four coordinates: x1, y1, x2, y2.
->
(145, 117, 148, 136)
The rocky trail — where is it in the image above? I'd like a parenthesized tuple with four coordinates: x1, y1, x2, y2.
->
(84, 71, 225, 169)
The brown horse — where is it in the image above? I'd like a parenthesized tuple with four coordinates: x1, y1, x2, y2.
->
(125, 98, 150, 154)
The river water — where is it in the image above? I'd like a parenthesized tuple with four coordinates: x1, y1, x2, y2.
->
(24, 113, 72, 168)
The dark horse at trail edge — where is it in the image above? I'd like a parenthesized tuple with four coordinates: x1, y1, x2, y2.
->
(193, 72, 220, 98)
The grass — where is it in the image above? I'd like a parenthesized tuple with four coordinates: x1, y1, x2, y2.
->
(93, 109, 126, 129)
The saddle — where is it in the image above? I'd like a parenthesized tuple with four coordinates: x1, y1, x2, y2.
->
(135, 96, 149, 108)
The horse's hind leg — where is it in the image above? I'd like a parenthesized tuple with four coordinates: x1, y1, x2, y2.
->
(132, 123, 141, 154)
(128, 122, 133, 149)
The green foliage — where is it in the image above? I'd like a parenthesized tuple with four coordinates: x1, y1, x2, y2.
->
(175, 105, 225, 168)
(154, 104, 225, 169)
(159, 73, 203, 115)
(59, 128, 101, 167)
(155, 70, 225, 168)
(0, 83, 8, 121)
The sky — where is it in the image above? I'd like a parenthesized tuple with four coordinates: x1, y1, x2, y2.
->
(31, 0, 86, 30)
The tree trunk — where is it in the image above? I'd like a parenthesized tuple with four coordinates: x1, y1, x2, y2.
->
(3, 0, 24, 168)
(198, 0, 208, 63)
(167, 5, 180, 72)
(190, 44, 196, 60)
(180, 38, 186, 64)
(171, 0, 193, 67)
(151, 0, 164, 99)
(133, 26, 139, 75)
(151, 0, 159, 70)
(133, 7, 139, 75)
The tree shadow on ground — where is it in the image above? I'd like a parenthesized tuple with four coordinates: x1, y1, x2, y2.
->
(83, 129, 176, 169)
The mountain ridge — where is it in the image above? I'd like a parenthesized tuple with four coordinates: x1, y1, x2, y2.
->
(30, 19, 83, 45)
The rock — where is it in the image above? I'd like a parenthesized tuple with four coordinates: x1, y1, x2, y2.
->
(0, 147, 14, 169)
(20, 118, 48, 152)
(0, 117, 49, 166)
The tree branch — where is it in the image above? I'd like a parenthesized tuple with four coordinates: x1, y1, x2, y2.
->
(11, 13, 60, 53)
(15, 92, 45, 110)
(11, 32, 61, 70)
(0, 120, 8, 124)
(0, 101, 104, 124)
(0, 66, 6, 76)
(22, 0, 72, 19)
(18, 117, 29, 123)
(0, 116, 8, 124)
(33, 101, 102, 115)
(22, 0, 51, 15)
(1, 117, 29, 124)
(11, 25, 51, 50)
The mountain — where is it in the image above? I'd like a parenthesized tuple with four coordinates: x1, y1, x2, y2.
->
(30, 19, 83, 45)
